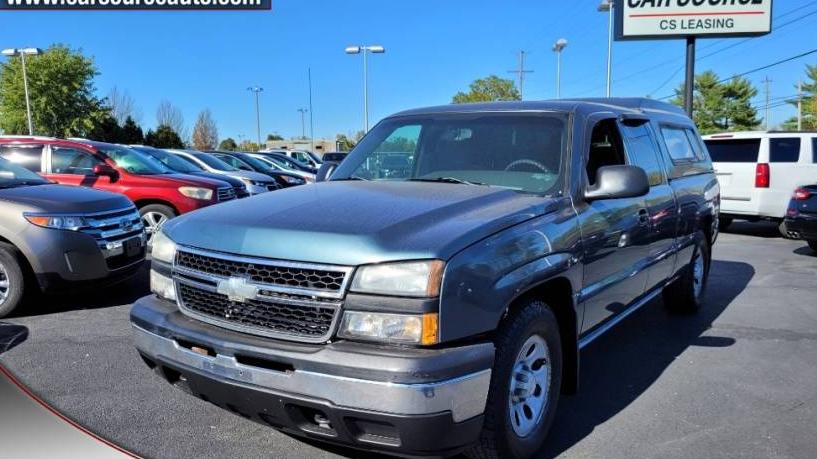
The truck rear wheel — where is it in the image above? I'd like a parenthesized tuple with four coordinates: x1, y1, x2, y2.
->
(663, 232, 710, 313)
(718, 216, 733, 232)
(468, 300, 562, 459)
(0, 243, 25, 318)
(808, 240, 817, 252)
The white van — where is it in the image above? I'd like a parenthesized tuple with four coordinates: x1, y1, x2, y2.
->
(703, 131, 817, 236)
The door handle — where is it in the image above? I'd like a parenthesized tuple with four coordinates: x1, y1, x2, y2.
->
(637, 208, 650, 226)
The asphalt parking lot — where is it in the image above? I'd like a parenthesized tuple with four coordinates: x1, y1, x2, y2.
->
(1, 222, 816, 459)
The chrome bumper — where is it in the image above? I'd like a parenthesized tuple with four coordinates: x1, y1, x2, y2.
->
(133, 324, 491, 422)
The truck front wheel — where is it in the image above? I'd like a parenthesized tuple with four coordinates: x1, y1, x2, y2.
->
(469, 300, 562, 459)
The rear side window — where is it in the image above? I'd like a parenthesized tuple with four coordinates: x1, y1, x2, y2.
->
(704, 139, 760, 163)
(661, 127, 699, 162)
(769, 138, 801, 163)
(0, 144, 44, 172)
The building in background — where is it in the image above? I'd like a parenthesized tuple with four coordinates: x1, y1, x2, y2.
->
(266, 138, 337, 156)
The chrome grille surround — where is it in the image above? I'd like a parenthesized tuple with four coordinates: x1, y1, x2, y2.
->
(79, 207, 145, 258)
(172, 246, 354, 343)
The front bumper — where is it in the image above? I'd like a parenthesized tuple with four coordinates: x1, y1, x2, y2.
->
(131, 295, 494, 456)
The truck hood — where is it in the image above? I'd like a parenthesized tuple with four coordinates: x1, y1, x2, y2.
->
(164, 181, 557, 266)
(0, 184, 132, 213)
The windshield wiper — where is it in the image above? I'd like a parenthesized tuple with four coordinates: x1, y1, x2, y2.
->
(408, 177, 489, 186)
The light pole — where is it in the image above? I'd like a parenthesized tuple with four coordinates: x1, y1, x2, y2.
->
(552, 39, 568, 99)
(345, 45, 385, 132)
(598, 0, 614, 98)
(297, 108, 308, 139)
(247, 86, 263, 147)
(2, 47, 42, 135)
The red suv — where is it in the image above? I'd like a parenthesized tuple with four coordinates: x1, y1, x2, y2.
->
(0, 137, 236, 242)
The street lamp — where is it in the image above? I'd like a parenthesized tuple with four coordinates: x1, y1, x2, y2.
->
(2, 47, 42, 135)
(552, 39, 568, 99)
(297, 108, 308, 139)
(598, 0, 614, 98)
(247, 86, 263, 147)
(345, 44, 385, 132)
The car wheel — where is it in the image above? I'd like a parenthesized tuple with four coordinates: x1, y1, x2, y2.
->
(0, 243, 25, 318)
(468, 299, 562, 459)
(139, 204, 176, 246)
(808, 240, 817, 253)
(663, 231, 711, 313)
(718, 216, 732, 232)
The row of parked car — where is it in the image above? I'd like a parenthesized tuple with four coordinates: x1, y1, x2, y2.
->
(0, 135, 332, 317)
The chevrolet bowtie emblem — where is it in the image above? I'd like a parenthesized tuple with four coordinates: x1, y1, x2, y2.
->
(216, 277, 258, 303)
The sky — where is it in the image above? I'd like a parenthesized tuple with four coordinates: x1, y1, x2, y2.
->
(1, 0, 815, 142)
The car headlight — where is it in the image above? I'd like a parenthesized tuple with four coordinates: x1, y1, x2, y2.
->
(283, 175, 304, 185)
(178, 186, 214, 201)
(350, 260, 444, 297)
(339, 311, 438, 345)
(24, 214, 87, 231)
(239, 177, 264, 187)
(150, 269, 176, 302)
(151, 230, 177, 264)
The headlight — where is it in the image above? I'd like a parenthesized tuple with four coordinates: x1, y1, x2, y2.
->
(150, 270, 176, 302)
(178, 186, 214, 201)
(238, 177, 264, 187)
(350, 260, 444, 297)
(151, 230, 177, 264)
(339, 311, 438, 345)
(24, 214, 87, 231)
(283, 176, 304, 185)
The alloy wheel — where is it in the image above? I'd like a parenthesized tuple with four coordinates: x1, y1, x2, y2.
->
(141, 211, 169, 245)
(0, 261, 9, 304)
(508, 334, 551, 437)
(692, 249, 705, 300)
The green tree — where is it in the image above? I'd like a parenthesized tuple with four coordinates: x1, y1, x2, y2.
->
(237, 140, 261, 152)
(783, 64, 817, 131)
(218, 137, 238, 151)
(267, 133, 284, 141)
(145, 124, 184, 148)
(452, 75, 521, 104)
(87, 113, 123, 143)
(335, 134, 356, 151)
(120, 116, 145, 145)
(671, 71, 759, 134)
(0, 44, 107, 136)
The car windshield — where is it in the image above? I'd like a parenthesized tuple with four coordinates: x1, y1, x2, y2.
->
(194, 152, 239, 171)
(331, 113, 568, 194)
(136, 148, 203, 173)
(0, 157, 48, 188)
(273, 154, 311, 170)
(236, 154, 274, 172)
(96, 145, 172, 175)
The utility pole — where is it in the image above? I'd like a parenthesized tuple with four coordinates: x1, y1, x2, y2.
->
(683, 37, 696, 117)
(308, 68, 315, 153)
(297, 108, 308, 139)
(762, 77, 772, 130)
(247, 86, 264, 146)
(797, 80, 803, 132)
(507, 50, 534, 100)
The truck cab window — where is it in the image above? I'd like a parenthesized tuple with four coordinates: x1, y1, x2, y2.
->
(587, 119, 626, 185)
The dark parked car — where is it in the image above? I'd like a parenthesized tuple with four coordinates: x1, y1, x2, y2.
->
(784, 185, 817, 252)
(254, 151, 318, 175)
(209, 151, 307, 188)
(132, 99, 719, 458)
(321, 152, 348, 163)
(0, 156, 145, 317)
(130, 146, 250, 199)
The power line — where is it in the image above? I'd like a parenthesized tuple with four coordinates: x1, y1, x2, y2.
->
(507, 50, 534, 99)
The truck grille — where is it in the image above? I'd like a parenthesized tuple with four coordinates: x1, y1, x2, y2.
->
(172, 248, 353, 342)
(217, 187, 237, 202)
(176, 251, 347, 293)
(178, 284, 337, 339)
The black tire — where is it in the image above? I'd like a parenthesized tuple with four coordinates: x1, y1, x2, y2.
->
(663, 232, 711, 314)
(0, 243, 26, 318)
(808, 240, 817, 253)
(718, 216, 733, 232)
(139, 204, 176, 245)
(468, 300, 562, 459)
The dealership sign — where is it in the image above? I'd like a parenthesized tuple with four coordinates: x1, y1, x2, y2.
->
(617, 0, 773, 40)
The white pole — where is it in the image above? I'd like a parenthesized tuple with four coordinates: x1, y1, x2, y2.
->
(797, 80, 803, 132)
(20, 51, 34, 135)
(363, 48, 369, 132)
(606, 3, 614, 98)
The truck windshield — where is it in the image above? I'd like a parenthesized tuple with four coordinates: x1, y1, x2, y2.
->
(0, 157, 48, 188)
(331, 113, 567, 194)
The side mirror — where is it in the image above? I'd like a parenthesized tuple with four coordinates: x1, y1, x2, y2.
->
(585, 165, 649, 201)
(317, 162, 339, 182)
(93, 163, 118, 178)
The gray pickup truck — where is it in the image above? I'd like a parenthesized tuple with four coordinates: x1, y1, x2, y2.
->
(131, 99, 719, 458)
